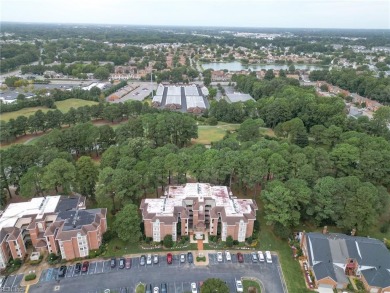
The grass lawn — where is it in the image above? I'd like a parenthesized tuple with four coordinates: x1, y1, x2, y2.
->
(0, 98, 98, 122)
(135, 283, 145, 293)
(105, 237, 197, 258)
(193, 122, 240, 144)
(242, 279, 262, 293)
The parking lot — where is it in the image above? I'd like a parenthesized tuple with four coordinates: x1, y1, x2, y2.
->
(0, 274, 24, 292)
(30, 252, 286, 293)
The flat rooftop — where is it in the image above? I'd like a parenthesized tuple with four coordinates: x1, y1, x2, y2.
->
(0, 196, 61, 230)
(225, 92, 254, 103)
(144, 183, 254, 217)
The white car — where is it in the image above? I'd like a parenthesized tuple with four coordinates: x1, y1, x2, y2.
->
(153, 287, 159, 293)
(217, 251, 223, 262)
(153, 254, 159, 264)
(191, 282, 197, 293)
(146, 254, 152, 265)
(225, 250, 231, 261)
(258, 251, 265, 262)
(180, 253, 186, 263)
(265, 251, 272, 263)
(236, 280, 243, 292)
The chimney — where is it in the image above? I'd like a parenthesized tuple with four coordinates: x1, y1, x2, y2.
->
(351, 228, 356, 236)
(323, 226, 328, 235)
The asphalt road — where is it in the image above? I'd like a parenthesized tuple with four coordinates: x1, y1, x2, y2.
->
(29, 252, 286, 293)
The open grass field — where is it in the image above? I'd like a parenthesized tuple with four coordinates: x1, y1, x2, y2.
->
(193, 123, 240, 144)
(0, 99, 98, 122)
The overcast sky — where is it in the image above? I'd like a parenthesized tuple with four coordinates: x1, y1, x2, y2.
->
(1, 0, 389, 29)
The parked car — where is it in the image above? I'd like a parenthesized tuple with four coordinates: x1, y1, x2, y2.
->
(180, 253, 186, 263)
(153, 254, 159, 264)
(145, 284, 152, 293)
(251, 252, 258, 263)
(111, 258, 116, 268)
(187, 252, 193, 263)
(125, 257, 132, 269)
(236, 280, 243, 293)
(153, 287, 159, 293)
(265, 251, 272, 263)
(217, 251, 223, 262)
(81, 261, 89, 272)
(119, 257, 125, 269)
(237, 252, 244, 263)
(191, 282, 197, 293)
(161, 283, 167, 293)
(140, 255, 146, 266)
(75, 262, 82, 274)
(225, 250, 231, 261)
(167, 253, 173, 264)
(58, 265, 67, 277)
(258, 251, 265, 262)
(147, 254, 152, 265)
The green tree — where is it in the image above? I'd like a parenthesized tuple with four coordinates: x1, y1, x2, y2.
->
(113, 204, 142, 243)
(94, 67, 110, 80)
(237, 118, 264, 142)
(19, 166, 44, 198)
(163, 234, 173, 248)
(42, 158, 76, 193)
(264, 69, 275, 80)
(226, 235, 233, 247)
(76, 156, 98, 199)
(201, 278, 229, 293)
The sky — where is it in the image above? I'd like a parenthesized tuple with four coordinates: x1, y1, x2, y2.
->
(1, 0, 390, 29)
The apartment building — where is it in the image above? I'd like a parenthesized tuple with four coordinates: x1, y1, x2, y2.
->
(0, 195, 107, 268)
(140, 183, 258, 242)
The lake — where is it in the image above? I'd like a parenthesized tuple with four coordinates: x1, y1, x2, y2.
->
(201, 61, 324, 71)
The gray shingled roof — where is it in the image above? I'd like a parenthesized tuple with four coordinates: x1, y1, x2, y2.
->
(306, 232, 390, 289)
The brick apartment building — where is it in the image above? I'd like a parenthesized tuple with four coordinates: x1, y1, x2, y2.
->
(140, 183, 258, 242)
(0, 195, 107, 269)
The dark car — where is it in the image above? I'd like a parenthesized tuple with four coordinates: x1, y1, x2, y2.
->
(119, 258, 125, 269)
(110, 258, 116, 268)
(125, 257, 132, 269)
(187, 252, 193, 264)
(140, 255, 146, 266)
(81, 261, 89, 273)
(145, 284, 152, 293)
(74, 262, 82, 274)
(237, 252, 244, 263)
(167, 253, 173, 265)
(58, 265, 67, 277)
(161, 283, 167, 293)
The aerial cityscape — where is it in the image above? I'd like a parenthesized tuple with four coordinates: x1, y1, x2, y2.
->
(0, 1, 390, 293)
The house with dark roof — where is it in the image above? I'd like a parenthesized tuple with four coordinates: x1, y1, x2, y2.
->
(301, 232, 390, 292)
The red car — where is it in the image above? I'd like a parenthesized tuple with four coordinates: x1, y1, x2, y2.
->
(81, 261, 89, 272)
(237, 253, 244, 263)
(167, 253, 173, 264)
(125, 258, 132, 269)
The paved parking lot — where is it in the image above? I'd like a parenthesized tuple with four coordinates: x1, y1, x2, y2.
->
(30, 252, 286, 293)
(0, 274, 24, 291)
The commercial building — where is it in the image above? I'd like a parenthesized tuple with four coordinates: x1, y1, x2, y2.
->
(0, 195, 107, 268)
(301, 232, 390, 292)
(152, 84, 207, 113)
(140, 183, 258, 242)
(225, 92, 255, 103)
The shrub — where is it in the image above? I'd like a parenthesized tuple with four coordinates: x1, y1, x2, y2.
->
(246, 236, 253, 245)
(24, 274, 36, 281)
(384, 238, 390, 250)
(233, 240, 239, 246)
(13, 258, 22, 266)
(196, 256, 206, 262)
(273, 222, 291, 240)
(226, 236, 233, 248)
(163, 234, 173, 248)
(380, 222, 390, 233)
(207, 117, 218, 126)
(102, 229, 116, 243)
(354, 279, 365, 290)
